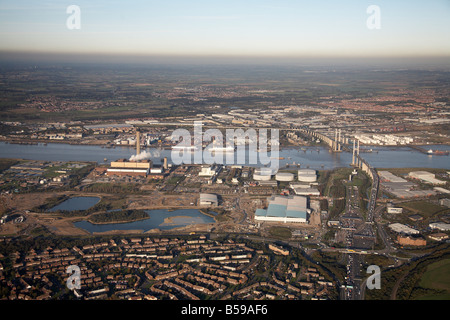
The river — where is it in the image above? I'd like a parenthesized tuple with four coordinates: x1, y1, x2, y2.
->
(0, 142, 449, 169)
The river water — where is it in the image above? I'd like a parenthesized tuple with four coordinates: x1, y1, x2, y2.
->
(2, 141, 448, 233)
(1, 142, 449, 169)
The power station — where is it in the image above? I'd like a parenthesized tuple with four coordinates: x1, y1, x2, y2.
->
(106, 129, 168, 178)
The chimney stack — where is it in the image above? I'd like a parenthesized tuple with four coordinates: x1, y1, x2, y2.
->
(136, 130, 141, 155)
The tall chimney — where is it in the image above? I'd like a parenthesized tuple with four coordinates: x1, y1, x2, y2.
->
(163, 157, 168, 170)
(136, 130, 141, 155)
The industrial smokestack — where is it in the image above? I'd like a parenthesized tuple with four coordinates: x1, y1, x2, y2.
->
(136, 130, 141, 155)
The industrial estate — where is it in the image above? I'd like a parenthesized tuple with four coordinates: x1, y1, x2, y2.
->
(0, 63, 449, 303)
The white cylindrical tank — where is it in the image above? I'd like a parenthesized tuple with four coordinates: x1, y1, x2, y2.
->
(298, 169, 316, 175)
(275, 172, 294, 182)
(253, 168, 273, 181)
(298, 169, 317, 182)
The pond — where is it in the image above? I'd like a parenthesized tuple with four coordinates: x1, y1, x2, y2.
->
(73, 208, 216, 233)
(48, 196, 101, 212)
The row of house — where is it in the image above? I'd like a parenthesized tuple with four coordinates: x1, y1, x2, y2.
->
(0, 235, 335, 300)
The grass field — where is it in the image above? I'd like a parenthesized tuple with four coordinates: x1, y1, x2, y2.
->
(268, 226, 292, 239)
(415, 259, 450, 300)
(399, 200, 446, 215)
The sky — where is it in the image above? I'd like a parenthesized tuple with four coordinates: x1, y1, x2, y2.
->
(0, 0, 449, 61)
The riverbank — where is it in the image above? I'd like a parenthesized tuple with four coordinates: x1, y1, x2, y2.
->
(1, 137, 172, 149)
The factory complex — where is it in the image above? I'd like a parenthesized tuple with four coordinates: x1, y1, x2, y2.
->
(377, 170, 447, 198)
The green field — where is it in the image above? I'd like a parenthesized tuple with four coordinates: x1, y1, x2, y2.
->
(399, 200, 448, 217)
(268, 226, 292, 239)
(415, 259, 450, 300)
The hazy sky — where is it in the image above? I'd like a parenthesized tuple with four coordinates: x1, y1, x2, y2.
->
(1, 0, 449, 59)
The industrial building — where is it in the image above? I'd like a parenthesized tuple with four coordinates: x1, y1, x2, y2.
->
(397, 235, 426, 247)
(258, 180, 278, 187)
(429, 222, 450, 231)
(289, 184, 320, 196)
(110, 159, 152, 169)
(199, 193, 219, 207)
(386, 203, 403, 214)
(107, 159, 152, 177)
(199, 165, 220, 177)
(388, 223, 419, 235)
(354, 134, 413, 145)
(428, 233, 449, 241)
(378, 170, 437, 198)
(408, 171, 446, 185)
(255, 195, 310, 223)
(378, 171, 408, 183)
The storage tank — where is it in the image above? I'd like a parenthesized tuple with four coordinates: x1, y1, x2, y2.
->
(298, 169, 317, 182)
(253, 168, 273, 181)
(275, 172, 294, 182)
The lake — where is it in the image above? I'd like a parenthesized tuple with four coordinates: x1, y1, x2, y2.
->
(48, 196, 100, 212)
(73, 208, 216, 233)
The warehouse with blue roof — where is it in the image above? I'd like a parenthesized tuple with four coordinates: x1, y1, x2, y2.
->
(255, 195, 310, 223)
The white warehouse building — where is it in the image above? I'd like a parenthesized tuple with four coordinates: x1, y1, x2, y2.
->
(408, 171, 446, 185)
(255, 195, 310, 223)
(388, 223, 419, 235)
(429, 222, 450, 231)
(199, 193, 218, 207)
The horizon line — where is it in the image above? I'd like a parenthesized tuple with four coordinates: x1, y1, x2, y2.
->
(1, 50, 450, 67)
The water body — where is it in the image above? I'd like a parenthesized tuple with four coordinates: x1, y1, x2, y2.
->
(74, 209, 215, 233)
(48, 196, 100, 212)
(0, 142, 449, 169)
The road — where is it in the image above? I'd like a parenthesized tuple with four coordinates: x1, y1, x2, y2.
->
(340, 163, 380, 300)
